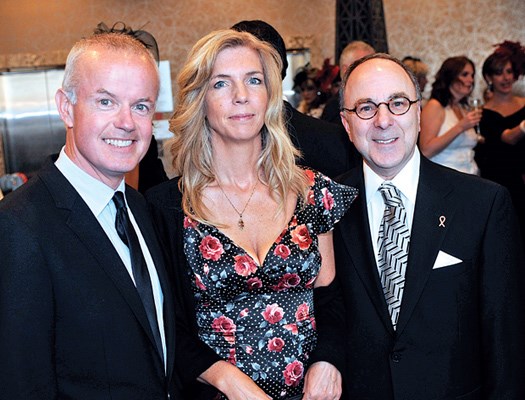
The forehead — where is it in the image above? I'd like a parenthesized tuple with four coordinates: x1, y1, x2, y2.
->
(77, 48, 159, 92)
(213, 45, 262, 71)
(461, 63, 474, 72)
(345, 58, 416, 101)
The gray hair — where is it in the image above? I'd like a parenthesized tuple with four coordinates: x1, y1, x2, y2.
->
(62, 32, 159, 104)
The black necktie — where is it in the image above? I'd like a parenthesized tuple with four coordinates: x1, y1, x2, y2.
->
(112, 191, 163, 361)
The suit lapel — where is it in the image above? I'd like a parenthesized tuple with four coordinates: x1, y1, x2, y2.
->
(128, 189, 176, 378)
(395, 157, 457, 335)
(39, 161, 164, 366)
(338, 167, 395, 334)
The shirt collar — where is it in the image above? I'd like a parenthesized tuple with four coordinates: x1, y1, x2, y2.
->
(364, 147, 420, 204)
(55, 147, 126, 217)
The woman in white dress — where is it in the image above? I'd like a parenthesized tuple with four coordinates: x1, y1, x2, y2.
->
(420, 56, 482, 175)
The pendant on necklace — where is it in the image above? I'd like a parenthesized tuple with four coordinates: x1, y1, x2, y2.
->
(238, 217, 245, 230)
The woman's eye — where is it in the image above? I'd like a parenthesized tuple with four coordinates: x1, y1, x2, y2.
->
(248, 77, 262, 85)
(213, 80, 227, 89)
(99, 99, 112, 106)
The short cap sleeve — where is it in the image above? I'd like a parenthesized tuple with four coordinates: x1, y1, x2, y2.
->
(300, 168, 358, 235)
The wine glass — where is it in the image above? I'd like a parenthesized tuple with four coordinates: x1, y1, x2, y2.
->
(468, 97, 483, 141)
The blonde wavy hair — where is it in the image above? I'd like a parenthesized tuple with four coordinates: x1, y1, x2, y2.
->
(169, 29, 308, 225)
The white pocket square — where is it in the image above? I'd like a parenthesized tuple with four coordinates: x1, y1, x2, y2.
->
(433, 250, 462, 269)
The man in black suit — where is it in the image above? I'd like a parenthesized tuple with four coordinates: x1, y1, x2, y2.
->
(0, 33, 178, 399)
(335, 53, 525, 399)
(232, 20, 360, 178)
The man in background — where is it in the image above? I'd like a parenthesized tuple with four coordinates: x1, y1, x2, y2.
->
(232, 20, 360, 178)
(0, 32, 178, 399)
(335, 53, 525, 399)
(321, 40, 375, 124)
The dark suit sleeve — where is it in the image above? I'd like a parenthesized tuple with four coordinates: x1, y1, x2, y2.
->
(480, 186, 525, 399)
(145, 183, 222, 391)
(0, 212, 58, 399)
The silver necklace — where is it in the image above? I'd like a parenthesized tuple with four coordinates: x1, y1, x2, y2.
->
(216, 179, 259, 230)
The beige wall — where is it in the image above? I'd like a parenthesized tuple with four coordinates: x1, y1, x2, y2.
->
(1, 0, 524, 175)
(384, 0, 525, 99)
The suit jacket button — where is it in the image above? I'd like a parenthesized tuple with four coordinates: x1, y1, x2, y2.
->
(391, 352, 402, 363)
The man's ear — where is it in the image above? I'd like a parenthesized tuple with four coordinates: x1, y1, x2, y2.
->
(340, 111, 353, 142)
(55, 88, 74, 128)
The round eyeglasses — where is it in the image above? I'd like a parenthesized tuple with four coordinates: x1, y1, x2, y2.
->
(341, 96, 419, 120)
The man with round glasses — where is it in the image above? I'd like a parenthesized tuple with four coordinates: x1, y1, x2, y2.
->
(333, 53, 524, 399)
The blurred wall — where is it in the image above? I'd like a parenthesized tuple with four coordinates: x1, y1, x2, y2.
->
(1, 0, 524, 175)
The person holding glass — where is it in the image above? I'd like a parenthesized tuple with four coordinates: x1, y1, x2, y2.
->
(420, 56, 482, 175)
(477, 41, 525, 242)
(146, 29, 357, 400)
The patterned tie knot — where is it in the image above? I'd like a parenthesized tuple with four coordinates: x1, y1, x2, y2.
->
(379, 183, 403, 209)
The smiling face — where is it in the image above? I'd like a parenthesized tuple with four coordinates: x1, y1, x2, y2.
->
(450, 62, 475, 101)
(341, 58, 420, 180)
(56, 46, 159, 189)
(489, 61, 516, 95)
(205, 45, 268, 146)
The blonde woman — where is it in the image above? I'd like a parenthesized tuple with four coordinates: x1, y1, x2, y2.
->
(146, 30, 357, 400)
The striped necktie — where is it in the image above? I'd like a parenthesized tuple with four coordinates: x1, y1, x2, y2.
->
(377, 182, 410, 329)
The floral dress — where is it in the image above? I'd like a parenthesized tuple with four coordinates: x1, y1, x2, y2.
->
(183, 169, 357, 399)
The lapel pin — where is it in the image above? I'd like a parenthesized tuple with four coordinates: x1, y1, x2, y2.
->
(439, 216, 446, 227)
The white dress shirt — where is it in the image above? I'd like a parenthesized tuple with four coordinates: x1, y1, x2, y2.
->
(364, 147, 420, 267)
(55, 148, 166, 365)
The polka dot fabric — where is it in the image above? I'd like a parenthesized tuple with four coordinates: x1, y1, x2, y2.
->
(183, 169, 357, 399)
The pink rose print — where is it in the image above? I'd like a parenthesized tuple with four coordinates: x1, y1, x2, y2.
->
(290, 216, 298, 228)
(295, 302, 310, 322)
(307, 189, 315, 205)
(262, 303, 284, 324)
(273, 244, 291, 260)
(282, 273, 300, 287)
(234, 254, 258, 277)
(291, 224, 312, 250)
(267, 337, 285, 352)
(239, 308, 249, 318)
(275, 229, 287, 244)
(194, 273, 206, 291)
(228, 348, 236, 364)
(212, 315, 236, 344)
(199, 235, 224, 261)
(321, 187, 334, 210)
(246, 277, 262, 291)
(310, 316, 316, 330)
(305, 276, 317, 288)
(304, 169, 315, 186)
(272, 273, 301, 291)
(284, 323, 298, 334)
(283, 360, 304, 387)
(183, 215, 198, 229)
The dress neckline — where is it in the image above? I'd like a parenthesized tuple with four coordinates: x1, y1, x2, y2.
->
(198, 197, 302, 267)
